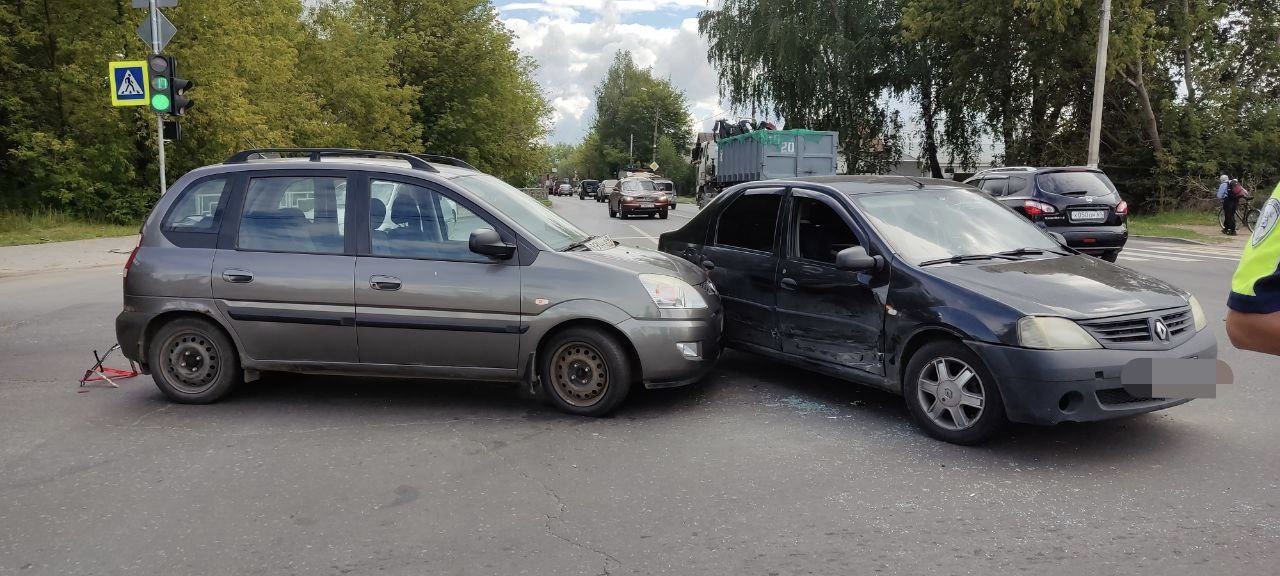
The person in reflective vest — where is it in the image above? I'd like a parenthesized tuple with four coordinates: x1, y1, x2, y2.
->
(1227, 181, 1280, 354)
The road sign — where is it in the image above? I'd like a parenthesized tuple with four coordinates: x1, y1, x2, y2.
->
(136, 9, 176, 52)
(649, 162, 660, 171)
(109, 61, 150, 106)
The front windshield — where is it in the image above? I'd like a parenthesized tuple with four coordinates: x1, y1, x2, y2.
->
(451, 174, 590, 250)
(852, 187, 1062, 264)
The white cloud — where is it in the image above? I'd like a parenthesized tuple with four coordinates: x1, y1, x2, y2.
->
(500, 3, 767, 143)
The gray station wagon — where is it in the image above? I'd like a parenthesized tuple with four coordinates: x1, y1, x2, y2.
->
(116, 148, 722, 415)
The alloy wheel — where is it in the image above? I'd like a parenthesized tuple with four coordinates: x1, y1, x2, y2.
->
(916, 357, 986, 431)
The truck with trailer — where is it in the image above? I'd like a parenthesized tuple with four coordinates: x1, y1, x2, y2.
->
(690, 129, 839, 208)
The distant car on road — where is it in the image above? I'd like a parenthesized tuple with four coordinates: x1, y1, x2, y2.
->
(964, 166, 1129, 262)
(608, 177, 672, 219)
(596, 179, 618, 203)
(115, 148, 722, 416)
(659, 175, 1214, 444)
(652, 178, 676, 210)
(577, 179, 600, 200)
(553, 182, 573, 197)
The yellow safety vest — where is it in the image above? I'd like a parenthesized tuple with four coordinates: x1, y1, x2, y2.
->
(1229, 182, 1280, 313)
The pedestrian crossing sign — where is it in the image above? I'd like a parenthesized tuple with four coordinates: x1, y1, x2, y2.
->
(109, 61, 149, 107)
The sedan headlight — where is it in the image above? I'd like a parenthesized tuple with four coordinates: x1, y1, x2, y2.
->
(1017, 316, 1102, 350)
(639, 274, 707, 309)
(1189, 295, 1207, 332)
(623, 195, 635, 202)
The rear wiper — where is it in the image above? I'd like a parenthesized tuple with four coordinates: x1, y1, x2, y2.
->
(918, 254, 1022, 267)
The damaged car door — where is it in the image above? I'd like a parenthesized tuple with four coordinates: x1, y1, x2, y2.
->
(775, 189, 886, 376)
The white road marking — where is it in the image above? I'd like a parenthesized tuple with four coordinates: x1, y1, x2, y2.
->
(628, 225, 659, 244)
(1123, 247, 1239, 262)
(1118, 255, 1152, 262)
(1114, 250, 1198, 262)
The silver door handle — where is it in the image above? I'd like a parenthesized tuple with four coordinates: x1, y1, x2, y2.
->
(222, 269, 253, 283)
(370, 275, 402, 291)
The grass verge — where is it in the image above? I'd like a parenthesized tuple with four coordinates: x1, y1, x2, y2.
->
(0, 210, 139, 247)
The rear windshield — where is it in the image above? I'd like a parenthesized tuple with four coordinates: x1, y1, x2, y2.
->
(653, 181, 674, 192)
(1036, 171, 1118, 198)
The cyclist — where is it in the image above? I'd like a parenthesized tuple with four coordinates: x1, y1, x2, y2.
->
(1226, 181, 1280, 355)
(1218, 174, 1237, 235)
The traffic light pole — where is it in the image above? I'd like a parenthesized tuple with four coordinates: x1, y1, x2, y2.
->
(1086, 0, 1111, 168)
(149, 0, 166, 195)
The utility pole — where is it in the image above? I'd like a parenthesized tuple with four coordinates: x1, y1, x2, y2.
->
(149, 0, 166, 194)
(629, 133, 634, 164)
(1086, 0, 1112, 168)
(651, 107, 659, 165)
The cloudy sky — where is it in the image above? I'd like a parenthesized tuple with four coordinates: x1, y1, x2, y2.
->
(498, 0, 745, 144)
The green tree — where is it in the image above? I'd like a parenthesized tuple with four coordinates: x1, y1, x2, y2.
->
(579, 52, 691, 178)
(699, 0, 904, 173)
(359, 0, 551, 184)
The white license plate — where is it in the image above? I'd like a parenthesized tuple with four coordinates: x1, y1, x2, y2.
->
(640, 202, 654, 208)
(1070, 209, 1107, 222)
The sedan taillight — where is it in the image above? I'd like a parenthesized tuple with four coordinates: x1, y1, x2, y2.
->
(1115, 200, 1129, 216)
(1022, 200, 1058, 218)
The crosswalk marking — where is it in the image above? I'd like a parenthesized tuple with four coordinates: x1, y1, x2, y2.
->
(1122, 247, 1239, 262)
(1118, 255, 1151, 262)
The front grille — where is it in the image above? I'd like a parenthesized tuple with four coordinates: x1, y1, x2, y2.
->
(1078, 307, 1193, 349)
(1079, 317, 1151, 343)
(1096, 388, 1164, 406)
(1162, 309, 1193, 337)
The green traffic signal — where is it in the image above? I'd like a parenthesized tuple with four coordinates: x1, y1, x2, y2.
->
(150, 93, 171, 112)
(152, 77, 169, 91)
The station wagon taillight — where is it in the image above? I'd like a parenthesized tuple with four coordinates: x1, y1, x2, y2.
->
(1022, 200, 1058, 218)
(123, 235, 142, 282)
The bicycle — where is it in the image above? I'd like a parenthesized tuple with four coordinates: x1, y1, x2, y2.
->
(1217, 194, 1261, 232)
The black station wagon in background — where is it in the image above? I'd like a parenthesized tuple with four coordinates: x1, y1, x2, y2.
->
(659, 175, 1214, 444)
(964, 166, 1129, 262)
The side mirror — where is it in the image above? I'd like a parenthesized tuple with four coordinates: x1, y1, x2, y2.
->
(835, 246, 882, 272)
(469, 228, 515, 260)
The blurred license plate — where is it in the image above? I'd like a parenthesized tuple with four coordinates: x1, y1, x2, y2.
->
(1070, 209, 1107, 222)
(640, 202, 654, 208)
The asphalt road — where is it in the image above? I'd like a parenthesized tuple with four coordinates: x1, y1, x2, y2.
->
(0, 196, 1276, 575)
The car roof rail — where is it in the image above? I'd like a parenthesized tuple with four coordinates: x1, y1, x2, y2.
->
(412, 153, 477, 171)
(224, 148, 439, 172)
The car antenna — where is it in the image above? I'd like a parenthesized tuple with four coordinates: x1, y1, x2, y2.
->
(902, 175, 926, 189)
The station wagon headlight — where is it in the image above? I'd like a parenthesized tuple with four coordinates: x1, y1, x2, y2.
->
(1017, 316, 1102, 350)
(639, 274, 707, 309)
(1188, 295, 1207, 332)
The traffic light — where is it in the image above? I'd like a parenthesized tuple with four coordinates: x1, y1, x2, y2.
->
(146, 54, 194, 116)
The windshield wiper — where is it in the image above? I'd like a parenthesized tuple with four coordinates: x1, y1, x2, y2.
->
(918, 253, 1024, 267)
(995, 246, 1070, 257)
(561, 235, 599, 252)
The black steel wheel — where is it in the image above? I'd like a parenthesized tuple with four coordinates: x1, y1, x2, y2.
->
(148, 316, 241, 404)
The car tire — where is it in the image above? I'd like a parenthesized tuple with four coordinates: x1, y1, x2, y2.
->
(148, 316, 242, 404)
(539, 327, 633, 416)
(659, 209, 668, 219)
(1101, 250, 1120, 263)
(903, 340, 1007, 445)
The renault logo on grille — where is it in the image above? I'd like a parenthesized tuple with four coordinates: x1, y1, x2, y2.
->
(1153, 319, 1170, 341)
